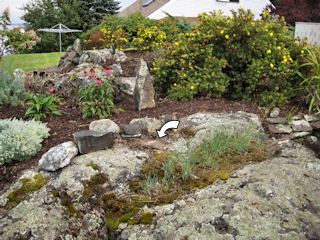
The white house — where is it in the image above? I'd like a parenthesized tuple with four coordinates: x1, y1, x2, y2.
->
(119, 0, 272, 21)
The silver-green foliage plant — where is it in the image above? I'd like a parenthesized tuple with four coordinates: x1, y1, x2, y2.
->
(0, 68, 28, 106)
(0, 118, 50, 165)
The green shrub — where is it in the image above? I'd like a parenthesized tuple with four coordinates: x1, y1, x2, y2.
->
(0, 118, 50, 165)
(82, 13, 181, 50)
(153, 9, 307, 105)
(0, 68, 28, 106)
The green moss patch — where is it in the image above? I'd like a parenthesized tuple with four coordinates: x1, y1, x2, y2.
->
(82, 172, 109, 204)
(6, 174, 49, 209)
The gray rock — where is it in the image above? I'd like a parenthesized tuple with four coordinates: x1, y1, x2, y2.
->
(13, 68, 26, 82)
(160, 113, 178, 124)
(292, 131, 310, 138)
(266, 117, 287, 124)
(114, 77, 136, 96)
(73, 38, 81, 54)
(89, 119, 120, 134)
(130, 117, 162, 135)
(270, 107, 280, 118)
(290, 120, 313, 132)
(72, 130, 115, 154)
(79, 49, 126, 65)
(38, 141, 78, 171)
(311, 121, 320, 130)
(72, 57, 80, 65)
(58, 51, 78, 74)
(110, 43, 116, 55)
(268, 124, 293, 134)
(304, 114, 319, 122)
(134, 59, 156, 111)
(120, 141, 320, 240)
(121, 124, 141, 135)
(111, 63, 123, 77)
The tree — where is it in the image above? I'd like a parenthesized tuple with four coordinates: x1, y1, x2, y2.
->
(87, 0, 121, 26)
(21, 0, 84, 53)
(265, 0, 320, 26)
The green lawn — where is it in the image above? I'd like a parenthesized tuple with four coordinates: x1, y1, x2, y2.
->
(0, 52, 65, 76)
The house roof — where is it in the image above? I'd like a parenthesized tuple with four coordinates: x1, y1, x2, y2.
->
(118, 0, 170, 18)
(147, 0, 271, 20)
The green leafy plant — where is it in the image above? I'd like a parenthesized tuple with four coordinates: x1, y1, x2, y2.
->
(0, 118, 50, 165)
(79, 67, 123, 119)
(132, 25, 167, 51)
(24, 91, 64, 120)
(153, 9, 307, 105)
(297, 47, 320, 113)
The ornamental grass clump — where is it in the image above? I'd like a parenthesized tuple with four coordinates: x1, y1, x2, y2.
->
(153, 8, 307, 106)
(0, 118, 50, 165)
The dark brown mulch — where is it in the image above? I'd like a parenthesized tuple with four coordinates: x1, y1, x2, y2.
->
(0, 50, 317, 193)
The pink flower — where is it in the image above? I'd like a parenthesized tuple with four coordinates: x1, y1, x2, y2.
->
(53, 93, 58, 96)
(89, 69, 95, 73)
(88, 75, 94, 80)
(96, 80, 102, 84)
(105, 67, 111, 74)
(49, 88, 54, 93)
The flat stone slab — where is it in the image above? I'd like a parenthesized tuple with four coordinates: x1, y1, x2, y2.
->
(290, 120, 313, 132)
(72, 130, 114, 154)
(311, 121, 320, 130)
(266, 117, 287, 124)
(268, 124, 293, 134)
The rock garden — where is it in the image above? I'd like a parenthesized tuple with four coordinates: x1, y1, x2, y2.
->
(1, 9, 320, 240)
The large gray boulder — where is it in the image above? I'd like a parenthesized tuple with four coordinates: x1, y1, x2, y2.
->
(89, 119, 120, 134)
(79, 49, 126, 65)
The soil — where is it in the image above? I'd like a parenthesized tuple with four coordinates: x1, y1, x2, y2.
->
(0, 50, 318, 192)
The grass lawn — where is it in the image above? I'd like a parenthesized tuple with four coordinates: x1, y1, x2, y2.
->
(0, 52, 65, 76)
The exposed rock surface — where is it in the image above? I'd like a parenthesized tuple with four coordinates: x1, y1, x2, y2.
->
(120, 141, 320, 240)
(130, 117, 161, 136)
(39, 141, 78, 171)
(1, 112, 320, 240)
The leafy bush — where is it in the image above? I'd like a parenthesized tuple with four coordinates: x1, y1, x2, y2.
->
(24, 92, 65, 120)
(79, 67, 123, 118)
(0, 68, 28, 106)
(0, 118, 50, 165)
(132, 25, 167, 51)
(153, 9, 307, 105)
(82, 13, 181, 51)
(297, 47, 320, 113)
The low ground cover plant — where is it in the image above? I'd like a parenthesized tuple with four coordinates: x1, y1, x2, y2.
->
(0, 118, 50, 165)
(153, 9, 308, 106)
(0, 68, 27, 106)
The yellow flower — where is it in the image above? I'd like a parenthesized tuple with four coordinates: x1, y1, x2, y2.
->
(233, 34, 236, 37)
(277, 46, 281, 50)
(220, 30, 224, 34)
(191, 86, 194, 90)
(266, 49, 271, 54)
(270, 63, 274, 68)
(301, 50, 305, 54)
(225, 35, 229, 39)
(174, 83, 177, 87)
(247, 32, 250, 36)
(175, 42, 179, 46)
(265, 29, 269, 32)
(270, 32, 273, 37)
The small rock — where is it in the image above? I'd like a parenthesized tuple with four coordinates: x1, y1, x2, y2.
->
(112, 63, 123, 77)
(72, 130, 115, 154)
(311, 121, 320, 130)
(268, 124, 293, 134)
(121, 124, 141, 135)
(304, 114, 319, 122)
(160, 113, 178, 124)
(130, 117, 162, 135)
(110, 43, 116, 55)
(266, 117, 287, 124)
(73, 38, 82, 54)
(292, 132, 310, 138)
(39, 141, 78, 171)
(89, 119, 120, 134)
(290, 120, 313, 132)
(270, 107, 280, 118)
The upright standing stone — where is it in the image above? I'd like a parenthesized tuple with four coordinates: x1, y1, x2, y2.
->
(73, 38, 82, 54)
(134, 59, 156, 111)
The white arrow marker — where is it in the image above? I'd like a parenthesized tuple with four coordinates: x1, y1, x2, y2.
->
(157, 120, 180, 138)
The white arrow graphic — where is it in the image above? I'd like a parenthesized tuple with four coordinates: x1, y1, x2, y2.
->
(157, 120, 180, 138)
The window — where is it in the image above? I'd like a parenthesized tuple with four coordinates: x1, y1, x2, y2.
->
(142, 0, 155, 7)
